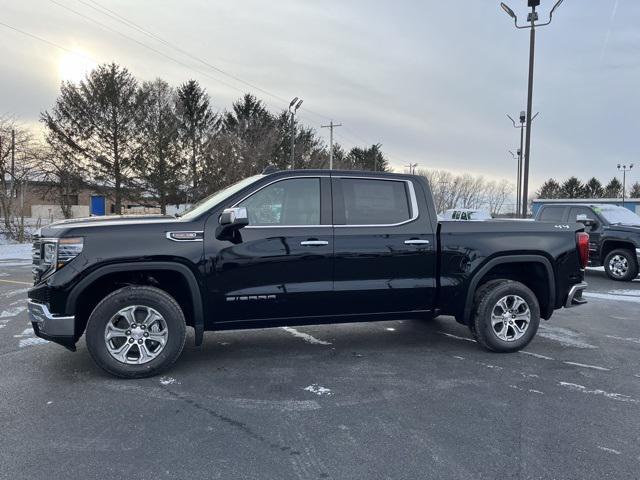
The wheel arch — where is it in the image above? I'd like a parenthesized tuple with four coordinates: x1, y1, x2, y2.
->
(66, 262, 205, 346)
(462, 255, 556, 325)
(601, 239, 637, 261)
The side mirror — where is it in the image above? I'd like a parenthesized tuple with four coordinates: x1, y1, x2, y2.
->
(576, 214, 597, 228)
(216, 207, 249, 240)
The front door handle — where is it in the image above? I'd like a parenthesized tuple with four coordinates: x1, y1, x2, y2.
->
(404, 239, 430, 245)
(300, 240, 329, 246)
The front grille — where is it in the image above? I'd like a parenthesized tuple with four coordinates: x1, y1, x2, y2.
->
(31, 236, 44, 284)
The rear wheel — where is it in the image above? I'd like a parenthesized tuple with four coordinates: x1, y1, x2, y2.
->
(604, 249, 638, 282)
(471, 279, 540, 353)
(86, 286, 186, 378)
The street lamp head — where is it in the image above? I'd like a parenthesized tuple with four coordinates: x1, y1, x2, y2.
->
(528, 0, 540, 7)
(295, 99, 304, 110)
(519, 111, 526, 123)
(550, 0, 564, 19)
(500, 2, 517, 19)
(617, 164, 622, 170)
(630, 163, 635, 169)
(289, 97, 299, 108)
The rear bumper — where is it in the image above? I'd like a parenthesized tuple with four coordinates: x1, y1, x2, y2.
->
(636, 248, 640, 266)
(27, 300, 76, 351)
(565, 282, 588, 308)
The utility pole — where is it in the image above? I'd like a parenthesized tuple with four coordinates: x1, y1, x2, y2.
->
(404, 163, 418, 175)
(11, 129, 15, 184)
(618, 163, 634, 207)
(507, 111, 538, 217)
(289, 97, 303, 169)
(500, 0, 564, 217)
(321, 120, 342, 170)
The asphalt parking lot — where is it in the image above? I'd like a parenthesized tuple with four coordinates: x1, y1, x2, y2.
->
(1, 259, 639, 480)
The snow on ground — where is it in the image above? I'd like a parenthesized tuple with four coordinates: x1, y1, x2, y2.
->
(0, 243, 32, 261)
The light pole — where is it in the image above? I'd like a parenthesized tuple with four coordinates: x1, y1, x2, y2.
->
(509, 150, 520, 216)
(617, 163, 634, 207)
(289, 97, 303, 169)
(500, 0, 564, 217)
(507, 111, 538, 217)
(405, 163, 418, 175)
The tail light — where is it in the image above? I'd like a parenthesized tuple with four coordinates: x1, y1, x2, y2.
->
(576, 232, 589, 269)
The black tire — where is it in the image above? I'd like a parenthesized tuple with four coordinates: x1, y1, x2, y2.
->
(471, 279, 540, 353)
(604, 249, 638, 282)
(86, 286, 187, 378)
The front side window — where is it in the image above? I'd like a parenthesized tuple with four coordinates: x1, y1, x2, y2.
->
(341, 178, 412, 225)
(238, 178, 320, 226)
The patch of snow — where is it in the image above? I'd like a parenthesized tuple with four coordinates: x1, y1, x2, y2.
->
(563, 361, 610, 371)
(0, 243, 32, 261)
(0, 307, 26, 318)
(607, 334, 640, 345)
(385, 327, 396, 332)
(159, 376, 177, 386)
(438, 331, 476, 343)
(2, 288, 29, 298)
(520, 351, 554, 360)
(13, 327, 34, 338)
(559, 382, 638, 403)
(538, 326, 597, 349)
(18, 337, 48, 348)
(281, 327, 331, 345)
(597, 446, 621, 455)
(608, 289, 640, 297)
(529, 389, 544, 395)
(452, 355, 465, 360)
(303, 384, 333, 396)
(584, 292, 640, 304)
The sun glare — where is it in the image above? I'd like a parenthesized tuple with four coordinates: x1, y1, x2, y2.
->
(58, 51, 96, 83)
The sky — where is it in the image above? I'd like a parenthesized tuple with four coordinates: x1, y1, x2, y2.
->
(1, 0, 638, 194)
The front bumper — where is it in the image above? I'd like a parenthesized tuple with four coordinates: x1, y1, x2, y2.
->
(636, 248, 640, 267)
(565, 282, 588, 308)
(28, 300, 76, 351)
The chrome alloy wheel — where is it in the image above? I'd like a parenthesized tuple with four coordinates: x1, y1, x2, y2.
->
(490, 295, 531, 342)
(104, 305, 168, 364)
(608, 254, 629, 279)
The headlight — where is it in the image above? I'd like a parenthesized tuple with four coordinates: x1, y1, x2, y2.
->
(42, 243, 57, 265)
(56, 237, 84, 269)
(41, 238, 84, 271)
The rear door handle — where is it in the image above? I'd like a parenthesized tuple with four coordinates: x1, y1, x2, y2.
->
(300, 240, 329, 246)
(404, 239, 430, 245)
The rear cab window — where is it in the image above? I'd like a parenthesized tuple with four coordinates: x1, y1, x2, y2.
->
(538, 206, 566, 222)
(333, 178, 415, 225)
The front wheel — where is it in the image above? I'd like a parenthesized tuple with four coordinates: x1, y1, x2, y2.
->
(471, 279, 540, 353)
(604, 249, 638, 282)
(86, 286, 187, 378)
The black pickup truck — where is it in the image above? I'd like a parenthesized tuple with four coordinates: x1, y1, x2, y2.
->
(28, 169, 589, 378)
(535, 203, 640, 281)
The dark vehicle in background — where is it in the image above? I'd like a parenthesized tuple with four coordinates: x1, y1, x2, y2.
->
(28, 169, 589, 378)
(535, 203, 640, 281)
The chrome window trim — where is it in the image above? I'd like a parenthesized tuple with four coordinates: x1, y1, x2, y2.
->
(334, 176, 419, 228)
(230, 174, 419, 229)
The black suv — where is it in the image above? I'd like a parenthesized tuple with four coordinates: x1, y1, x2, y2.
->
(28, 169, 588, 378)
(535, 203, 640, 281)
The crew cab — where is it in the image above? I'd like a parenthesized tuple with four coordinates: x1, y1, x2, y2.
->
(28, 169, 589, 378)
(535, 203, 640, 281)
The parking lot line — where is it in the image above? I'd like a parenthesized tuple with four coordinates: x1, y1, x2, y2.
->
(0, 279, 31, 286)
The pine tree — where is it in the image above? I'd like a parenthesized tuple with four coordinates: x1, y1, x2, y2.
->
(560, 177, 584, 198)
(604, 177, 623, 198)
(629, 182, 640, 198)
(176, 80, 215, 199)
(537, 179, 561, 199)
(134, 79, 184, 214)
(583, 177, 604, 198)
(41, 63, 139, 214)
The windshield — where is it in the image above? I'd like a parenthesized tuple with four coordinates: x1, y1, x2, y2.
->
(596, 205, 640, 225)
(179, 175, 264, 220)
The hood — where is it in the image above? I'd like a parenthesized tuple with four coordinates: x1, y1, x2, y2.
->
(606, 224, 640, 234)
(46, 214, 177, 230)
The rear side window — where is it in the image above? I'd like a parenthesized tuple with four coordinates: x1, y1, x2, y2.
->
(538, 206, 565, 221)
(340, 178, 412, 225)
(568, 207, 595, 222)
